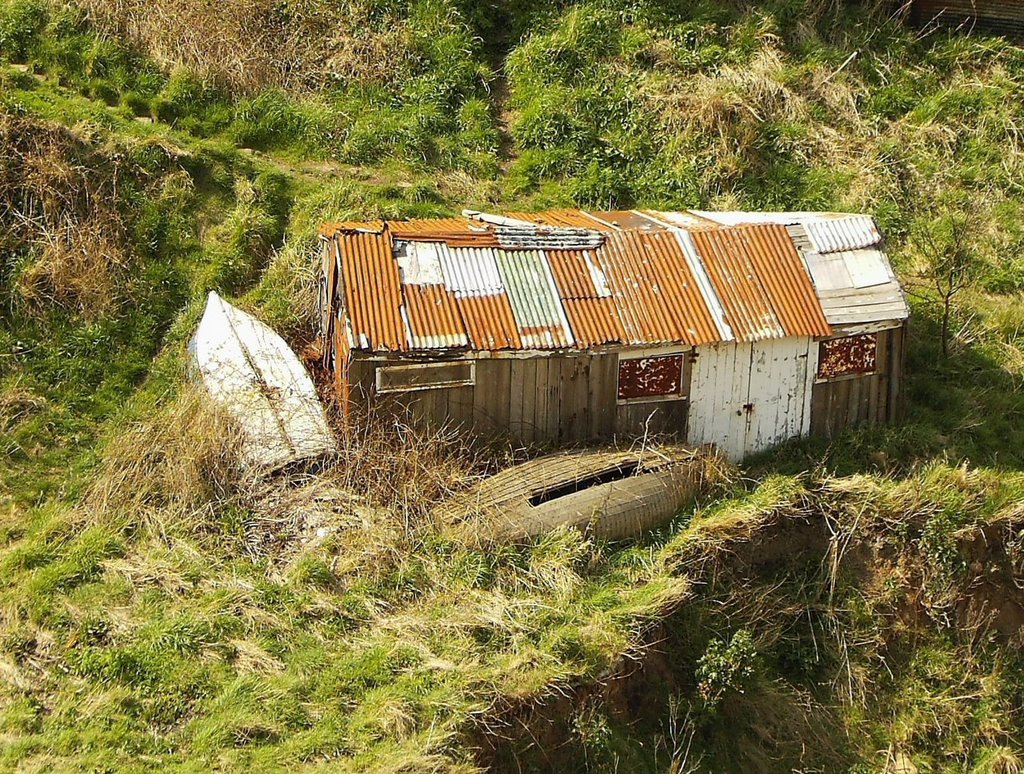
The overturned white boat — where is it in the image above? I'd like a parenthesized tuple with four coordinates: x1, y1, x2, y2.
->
(189, 291, 336, 471)
(443, 445, 721, 542)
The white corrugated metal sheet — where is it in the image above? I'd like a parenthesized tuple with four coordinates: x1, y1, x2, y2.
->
(803, 215, 881, 253)
(439, 246, 504, 296)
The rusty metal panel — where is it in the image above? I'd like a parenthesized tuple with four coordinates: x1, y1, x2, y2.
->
(586, 210, 663, 231)
(339, 231, 407, 351)
(546, 250, 610, 299)
(617, 355, 684, 400)
(689, 228, 785, 342)
(503, 209, 616, 231)
(456, 293, 522, 350)
(691, 225, 830, 341)
(817, 334, 878, 379)
(562, 297, 626, 348)
(401, 284, 468, 350)
(594, 231, 721, 346)
(741, 224, 832, 338)
(495, 249, 574, 349)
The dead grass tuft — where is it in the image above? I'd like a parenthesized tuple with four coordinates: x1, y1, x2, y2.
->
(73, 0, 417, 94)
(85, 385, 247, 537)
(0, 113, 136, 318)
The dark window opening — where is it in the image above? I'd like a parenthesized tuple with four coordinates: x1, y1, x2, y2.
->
(528, 461, 642, 507)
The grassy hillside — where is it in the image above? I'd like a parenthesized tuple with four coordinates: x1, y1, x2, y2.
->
(2, 0, 1024, 770)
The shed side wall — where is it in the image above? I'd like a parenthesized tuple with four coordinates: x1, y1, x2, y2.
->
(347, 352, 690, 444)
(809, 323, 906, 437)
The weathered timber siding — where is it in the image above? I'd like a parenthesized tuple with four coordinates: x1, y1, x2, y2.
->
(345, 351, 689, 445)
(910, 0, 1024, 36)
(809, 324, 906, 438)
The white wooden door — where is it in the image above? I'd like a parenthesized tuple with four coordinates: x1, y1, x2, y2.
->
(687, 339, 815, 461)
(687, 342, 754, 462)
(744, 338, 815, 455)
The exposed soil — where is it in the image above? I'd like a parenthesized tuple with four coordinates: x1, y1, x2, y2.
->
(469, 498, 1024, 770)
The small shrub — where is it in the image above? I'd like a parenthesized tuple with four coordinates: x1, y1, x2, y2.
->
(696, 629, 758, 711)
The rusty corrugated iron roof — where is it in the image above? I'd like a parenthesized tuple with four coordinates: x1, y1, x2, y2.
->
(338, 232, 406, 351)
(690, 225, 830, 341)
(325, 210, 867, 355)
(562, 297, 626, 348)
(595, 230, 723, 346)
(504, 209, 616, 231)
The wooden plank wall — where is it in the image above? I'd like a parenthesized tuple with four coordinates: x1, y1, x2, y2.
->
(910, 0, 1024, 36)
(809, 324, 905, 438)
(346, 352, 689, 445)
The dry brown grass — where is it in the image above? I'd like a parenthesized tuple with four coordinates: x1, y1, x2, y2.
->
(72, 0, 416, 94)
(0, 113, 135, 318)
(85, 385, 246, 537)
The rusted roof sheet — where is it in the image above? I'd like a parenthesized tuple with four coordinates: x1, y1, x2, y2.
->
(338, 232, 407, 351)
(562, 297, 626, 348)
(691, 225, 830, 341)
(595, 231, 722, 346)
(402, 284, 468, 349)
(326, 211, 860, 354)
(547, 250, 623, 347)
(456, 293, 522, 350)
(495, 249, 574, 349)
(504, 209, 616, 231)
(547, 250, 609, 299)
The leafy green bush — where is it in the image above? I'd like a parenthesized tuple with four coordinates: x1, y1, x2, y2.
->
(696, 629, 759, 711)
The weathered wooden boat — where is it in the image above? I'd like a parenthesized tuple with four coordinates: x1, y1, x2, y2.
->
(443, 445, 719, 542)
(189, 291, 336, 471)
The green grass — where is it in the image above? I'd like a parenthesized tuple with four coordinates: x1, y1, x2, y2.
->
(3, 0, 1024, 770)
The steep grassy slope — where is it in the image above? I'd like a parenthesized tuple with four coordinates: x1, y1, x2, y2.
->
(2, 0, 1024, 770)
